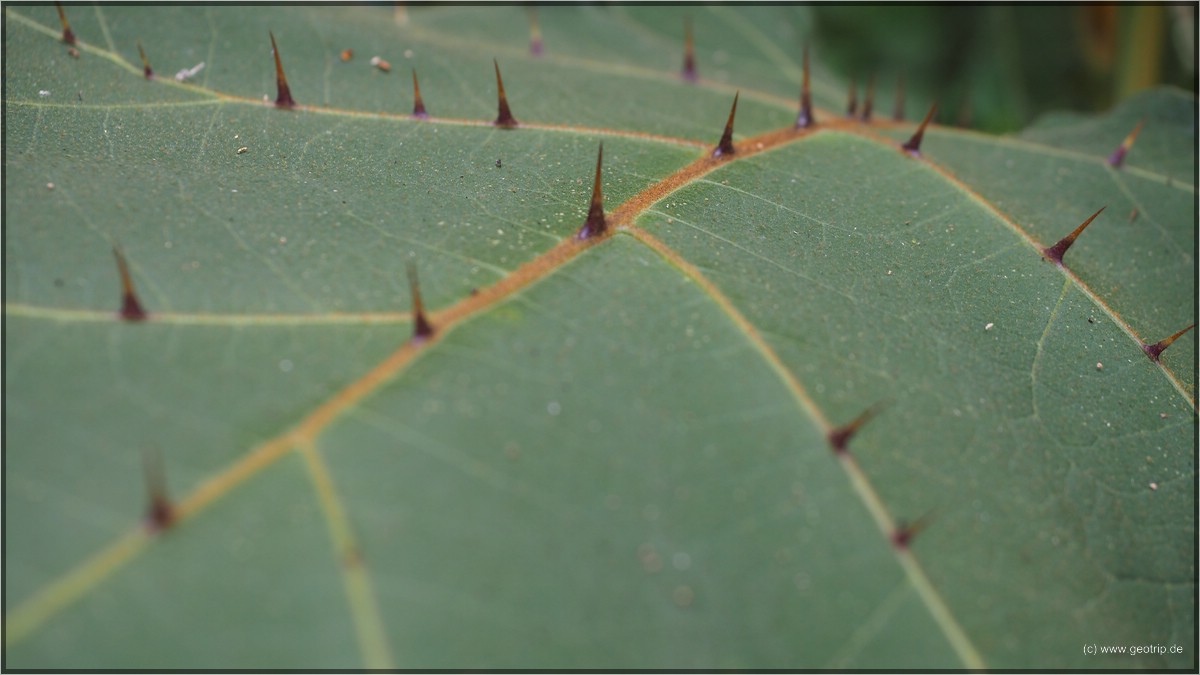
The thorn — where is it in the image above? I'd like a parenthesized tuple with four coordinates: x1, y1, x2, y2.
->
(269, 31, 296, 108)
(846, 76, 857, 117)
(407, 263, 435, 341)
(1041, 207, 1105, 266)
(112, 245, 147, 321)
(712, 91, 739, 158)
(143, 448, 174, 532)
(828, 401, 888, 453)
(892, 74, 905, 121)
(340, 49, 354, 62)
(1143, 324, 1194, 362)
(55, 2, 76, 45)
(576, 143, 607, 240)
(795, 45, 815, 129)
(493, 59, 518, 128)
(1128, 207, 1139, 223)
(137, 41, 153, 79)
(901, 102, 937, 156)
(411, 68, 428, 119)
(1107, 119, 1144, 168)
(860, 74, 875, 122)
(681, 17, 697, 82)
(529, 8, 543, 56)
(892, 508, 937, 549)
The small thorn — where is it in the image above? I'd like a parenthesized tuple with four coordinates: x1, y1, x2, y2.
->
(112, 245, 147, 321)
(269, 31, 296, 108)
(492, 59, 518, 128)
(576, 144, 607, 240)
(1041, 207, 1105, 266)
(681, 17, 697, 82)
(1107, 119, 1144, 168)
(828, 401, 888, 453)
(137, 41, 153, 79)
(411, 68, 428, 119)
(860, 74, 875, 122)
(795, 45, 815, 129)
(55, 2, 76, 45)
(712, 91, 739, 158)
(1143, 324, 1194, 362)
(143, 448, 175, 532)
(892, 508, 937, 549)
(407, 263, 435, 341)
(1128, 207, 1139, 223)
(529, 8, 543, 56)
(846, 76, 858, 117)
(901, 102, 937, 156)
(892, 74, 905, 121)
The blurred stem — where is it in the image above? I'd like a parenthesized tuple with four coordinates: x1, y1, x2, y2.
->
(1115, 4, 1163, 99)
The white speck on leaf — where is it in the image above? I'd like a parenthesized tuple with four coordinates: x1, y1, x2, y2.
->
(985, 322, 994, 331)
(174, 62, 205, 82)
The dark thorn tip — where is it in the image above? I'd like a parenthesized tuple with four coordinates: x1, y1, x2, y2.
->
(795, 45, 814, 129)
(493, 59, 518, 128)
(681, 17, 697, 82)
(55, 2, 76, 45)
(137, 40, 153, 79)
(892, 508, 938, 549)
(411, 68, 428, 119)
(576, 143, 607, 240)
(529, 8, 543, 56)
(1143, 324, 1195, 362)
(828, 400, 890, 453)
(142, 448, 174, 531)
(712, 91, 739, 158)
(901, 102, 937, 156)
(860, 74, 875, 122)
(407, 262, 435, 341)
(1042, 206, 1105, 266)
(270, 31, 296, 108)
(1107, 118, 1145, 168)
(112, 245, 147, 321)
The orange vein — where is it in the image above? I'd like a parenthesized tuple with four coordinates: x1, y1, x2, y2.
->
(623, 228, 984, 668)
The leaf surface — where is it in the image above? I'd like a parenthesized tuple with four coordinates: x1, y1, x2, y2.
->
(4, 5, 1195, 669)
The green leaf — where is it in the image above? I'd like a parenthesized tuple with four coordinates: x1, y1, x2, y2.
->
(4, 5, 1195, 669)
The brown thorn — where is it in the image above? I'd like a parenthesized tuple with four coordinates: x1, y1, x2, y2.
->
(493, 59, 518, 128)
(1143, 324, 1195, 362)
(892, 74, 905, 121)
(269, 31, 296, 108)
(892, 508, 938, 549)
(1041, 206, 1105, 267)
(576, 143, 607, 240)
(137, 41, 153, 79)
(795, 45, 814, 129)
(143, 448, 175, 532)
(112, 244, 147, 321)
(411, 68, 428, 119)
(529, 8, 543, 56)
(846, 76, 858, 117)
(681, 17, 697, 82)
(901, 102, 937, 156)
(407, 262, 435, 341)
(712, 91, 739, 158)
(1107, 118, 1145, 168)
(55, 2, 76, 45)
(860, 74, 875, 122)
(828, 401, 889, 453)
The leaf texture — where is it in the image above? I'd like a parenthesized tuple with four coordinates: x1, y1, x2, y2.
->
(4, 5, 1195, 669)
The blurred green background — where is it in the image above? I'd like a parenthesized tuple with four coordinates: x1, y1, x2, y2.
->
(813, 4, 1196, 132)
